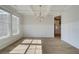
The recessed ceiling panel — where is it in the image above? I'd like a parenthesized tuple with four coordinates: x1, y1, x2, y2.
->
(10, 5, 71, 16)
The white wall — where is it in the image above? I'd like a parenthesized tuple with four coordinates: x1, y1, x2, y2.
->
(61, 6, 79, 49)
(0, 6, 23, 49)
(23, 15, 54, 38)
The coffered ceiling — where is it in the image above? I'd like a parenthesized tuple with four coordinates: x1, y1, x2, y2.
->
(10, 5, 71, 16)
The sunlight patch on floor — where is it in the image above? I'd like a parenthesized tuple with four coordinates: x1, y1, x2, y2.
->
(8, 39, 42, 54)
(26, 40, 42, 54)
(32, 40, 42, 44)
(21, 39, 32, 44)
(9, 45, 29, 54)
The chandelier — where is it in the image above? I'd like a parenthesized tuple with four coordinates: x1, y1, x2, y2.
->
(39, 5, 44, 22)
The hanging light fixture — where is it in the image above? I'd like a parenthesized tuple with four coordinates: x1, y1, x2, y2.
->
(31, 5, 44, 22)
(39, 5, 44, 22)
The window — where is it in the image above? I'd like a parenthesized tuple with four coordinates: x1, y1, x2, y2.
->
(0, 9, 10, 38)
(12, 15, 19, 35)
(0, 9, 20, 39)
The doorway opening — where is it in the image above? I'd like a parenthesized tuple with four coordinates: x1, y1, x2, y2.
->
(54, 16, 61, 38)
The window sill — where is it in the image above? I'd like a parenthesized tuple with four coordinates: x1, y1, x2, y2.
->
(0, 35, 10, 40)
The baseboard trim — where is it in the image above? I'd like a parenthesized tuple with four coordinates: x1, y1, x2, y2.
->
(23, 37, 54, 39)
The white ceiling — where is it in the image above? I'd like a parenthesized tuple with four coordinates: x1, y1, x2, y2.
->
(10, 5, 71, 16)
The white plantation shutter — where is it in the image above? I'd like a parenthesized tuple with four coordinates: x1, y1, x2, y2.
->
(0, 9, 10, 38)
(12, 15, 19, 35)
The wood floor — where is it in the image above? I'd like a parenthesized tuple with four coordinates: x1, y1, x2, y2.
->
(0, 37, 79, 54)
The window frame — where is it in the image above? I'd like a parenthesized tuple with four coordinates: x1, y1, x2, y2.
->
(11, 15, 20, 35)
